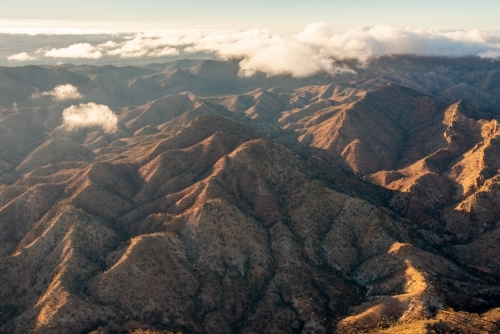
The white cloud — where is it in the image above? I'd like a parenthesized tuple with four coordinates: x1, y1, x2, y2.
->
(62, 103, 118, 133)
(106, 35, 181, 58)
(9, 23, 500, 76)
(149, 46, 180, 57)
(32, 84, 84, 101)
(98, 40, 118, 49)
(7, 52, 36, 61)
(176, 24, 500, 76)
(106, 35, 149, 58)
(43, 43, 102, 59)
(478, 50, 500, 59)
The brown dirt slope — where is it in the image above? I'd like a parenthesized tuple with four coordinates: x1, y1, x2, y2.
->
(0, 113, 499, 333)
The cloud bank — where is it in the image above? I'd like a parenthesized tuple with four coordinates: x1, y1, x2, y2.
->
(6, 23, 500, 77)
(32, 84, 84, 100)
(62, 103, 118, 133)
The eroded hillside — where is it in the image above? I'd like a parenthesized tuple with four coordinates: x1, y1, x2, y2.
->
(1, 57, 500, 333)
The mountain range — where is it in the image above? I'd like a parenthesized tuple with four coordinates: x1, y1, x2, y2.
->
(1, 56, 500, 333)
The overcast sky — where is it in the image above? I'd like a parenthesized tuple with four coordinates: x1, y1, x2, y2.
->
(2, 0, 500, 30)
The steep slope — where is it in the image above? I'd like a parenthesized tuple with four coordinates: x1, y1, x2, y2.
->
(2, 58, 500, 333)
(208, 83, 500, 248)
(0, 114, 499, 333)
(365, 101, 500, 239)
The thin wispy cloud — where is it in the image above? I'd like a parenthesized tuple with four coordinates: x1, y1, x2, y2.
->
(479, 50, 500, 59)
(5, 23, 500, 77)
(104, 36, 180, 58)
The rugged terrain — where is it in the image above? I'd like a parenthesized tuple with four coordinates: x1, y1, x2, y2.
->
(1, 56, 500, 333)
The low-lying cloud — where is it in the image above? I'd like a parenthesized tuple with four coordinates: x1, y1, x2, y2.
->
(7, 52, 36, 61)
(32, 84, 84, 100)
(6, 23, 500, 77)
(479, 50, 500, 59)
(62, 103, 118, 133)
(42, 43, 102, 59)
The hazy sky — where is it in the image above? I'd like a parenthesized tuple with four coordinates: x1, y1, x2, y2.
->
(2, 0, 500, 29)
(3, 1, 500, 71)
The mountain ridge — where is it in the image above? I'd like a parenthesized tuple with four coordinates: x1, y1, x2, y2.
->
(1, 57, 500, 333)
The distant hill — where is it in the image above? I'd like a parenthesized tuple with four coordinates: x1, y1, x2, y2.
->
(142, 58, 205, 71)
(2, 56, 500, 113)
